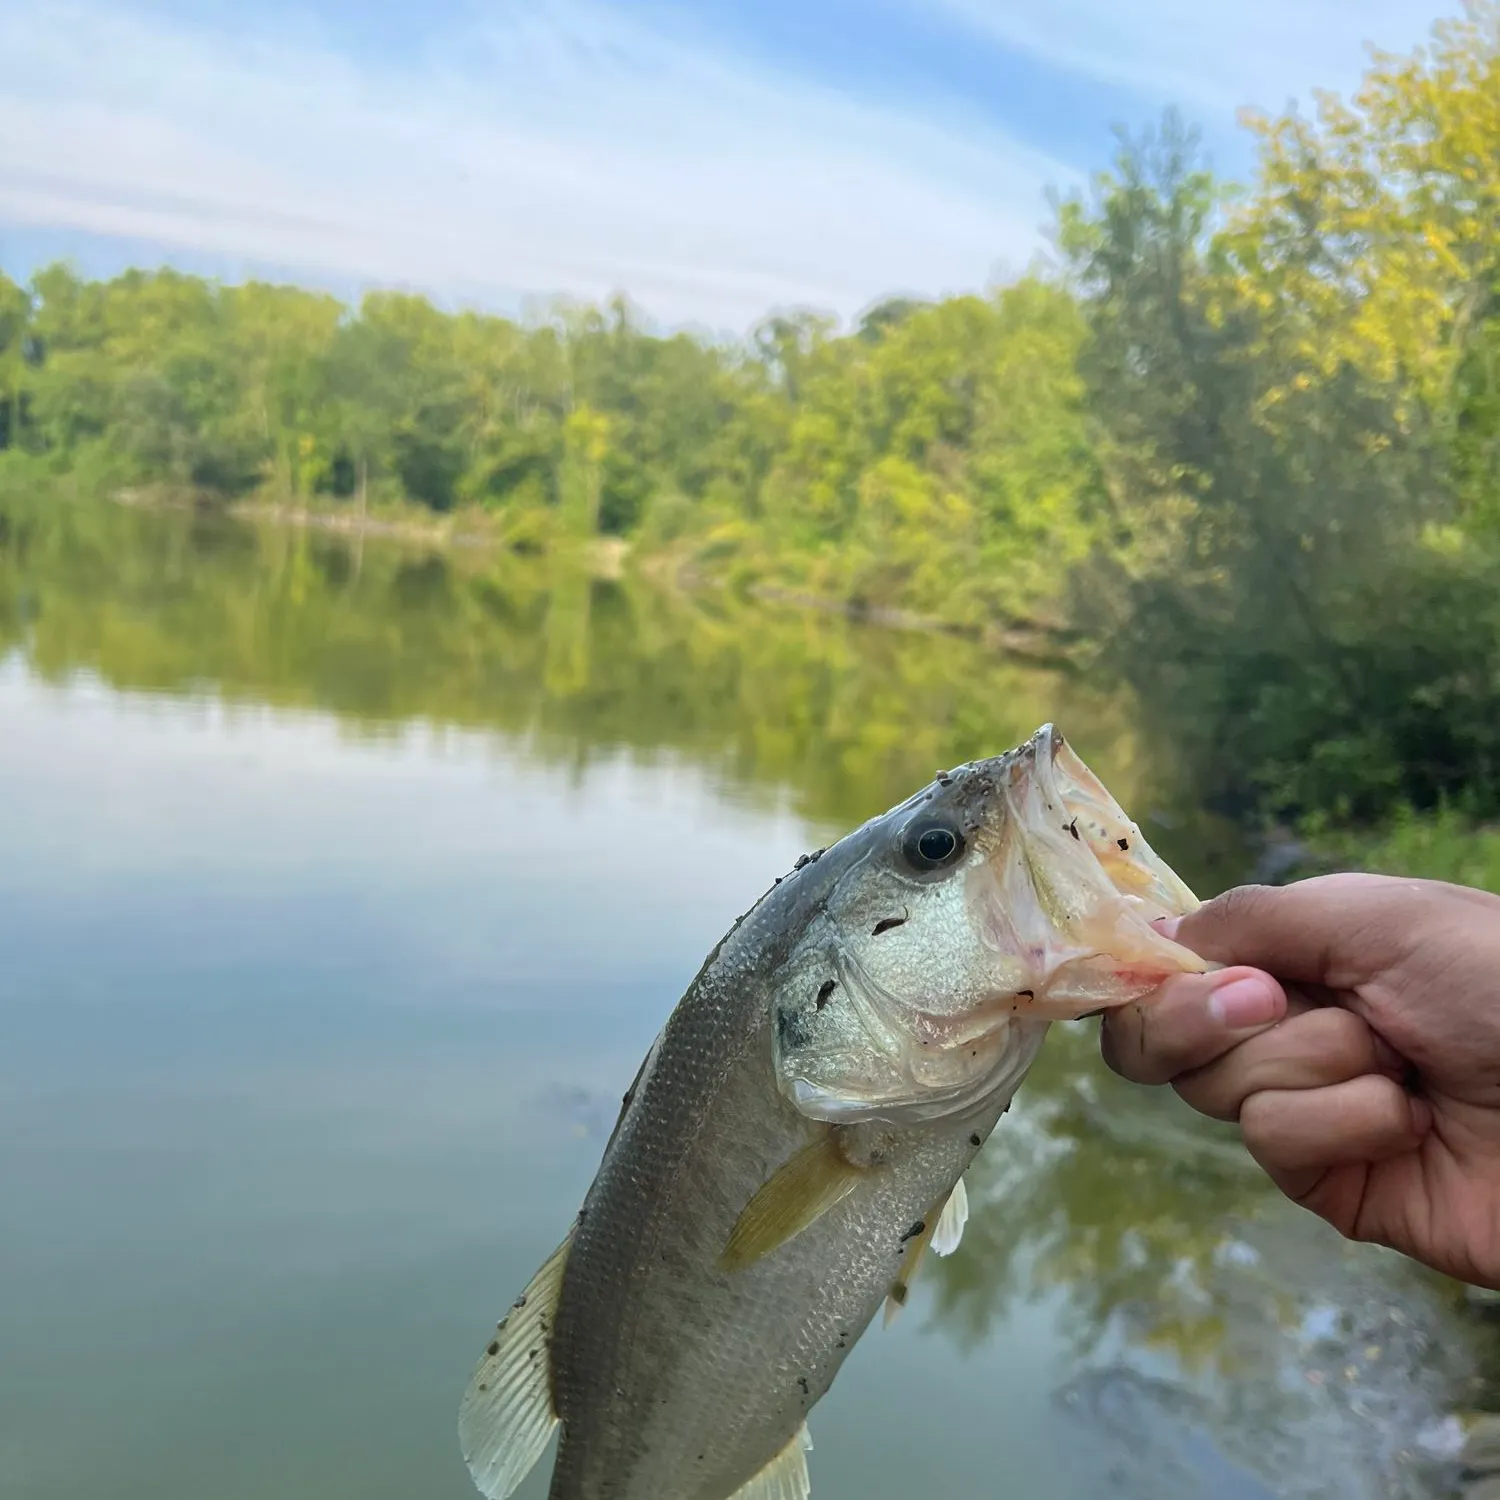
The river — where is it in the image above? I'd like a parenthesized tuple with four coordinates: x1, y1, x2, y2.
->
(0, 496, 1481, 1499)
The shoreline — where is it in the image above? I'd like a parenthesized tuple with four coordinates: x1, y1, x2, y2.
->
(109, 484, 1076, 661)
(112, 486, 633, 580)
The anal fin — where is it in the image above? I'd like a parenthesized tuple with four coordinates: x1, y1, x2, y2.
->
(458, 1231, 572, 1500)
(720, 1134, 864, 1273)
(727, 1423, 813, 1500)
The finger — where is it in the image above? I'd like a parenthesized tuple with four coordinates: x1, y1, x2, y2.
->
(1157, 877, 1436, 988)
(1240, 1076, 1432, 1200)
(1174, 1007, 1402, 1122)
(1100, 967, 1288, 1086)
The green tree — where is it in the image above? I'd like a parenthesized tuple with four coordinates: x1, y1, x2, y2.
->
(1058, 113, 1499, 822)
(0, 272, 32, 453)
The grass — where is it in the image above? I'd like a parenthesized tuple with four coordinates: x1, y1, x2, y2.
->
(1307, 805, 1500, 895)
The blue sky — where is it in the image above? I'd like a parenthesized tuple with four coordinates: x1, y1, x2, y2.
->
(0, 0, 1459, 334)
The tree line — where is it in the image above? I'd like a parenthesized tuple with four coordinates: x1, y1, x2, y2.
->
(3, 4, 1500, 828)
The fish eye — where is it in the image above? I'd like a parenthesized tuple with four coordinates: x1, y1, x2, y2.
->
(901, 817, 965, 872)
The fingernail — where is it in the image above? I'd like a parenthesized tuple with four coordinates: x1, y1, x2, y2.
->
(1208, 974, 1279, 1029)
(1152, 916, 1182, 940)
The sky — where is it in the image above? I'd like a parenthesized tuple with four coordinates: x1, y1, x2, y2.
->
(0, 0, 1461, 335)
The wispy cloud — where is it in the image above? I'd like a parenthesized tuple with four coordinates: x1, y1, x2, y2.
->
(0, 0, 1075, 332)
(924, 0, 1452, 122)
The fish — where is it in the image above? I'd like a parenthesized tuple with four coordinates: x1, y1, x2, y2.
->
(458, 723, 1212, 1500)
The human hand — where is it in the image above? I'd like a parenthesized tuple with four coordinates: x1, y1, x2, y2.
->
(1100, 873, 1500, 1288)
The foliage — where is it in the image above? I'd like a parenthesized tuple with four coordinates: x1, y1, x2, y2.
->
(0, 492, 1162, 850)
(1310, 803, 1500, 893)
(6, 6, 1500, 827)
(745, 283, 1103, 626)
(1057, 46, 1500, 822)
(0, 266, 1101, 629)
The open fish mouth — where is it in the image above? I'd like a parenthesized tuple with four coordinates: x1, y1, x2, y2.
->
(1012, 723, 1201, 921)
(975, 723, 1213, 1022)
(770, 725, 1213, 1126)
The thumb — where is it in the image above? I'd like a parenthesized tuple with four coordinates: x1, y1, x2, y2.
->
(1160, 875, 1416, 989)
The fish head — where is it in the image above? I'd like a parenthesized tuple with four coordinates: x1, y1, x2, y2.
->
(771, 724, 1212, 1125)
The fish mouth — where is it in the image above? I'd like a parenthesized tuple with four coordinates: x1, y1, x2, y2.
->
(956, 723, 1212, 1024)
(1006, 723, 1200, 922)
(771, 727, 1208, 1126)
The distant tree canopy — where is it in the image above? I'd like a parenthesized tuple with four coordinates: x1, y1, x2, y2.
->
(0, 263, 1102, 626)
(5, 3, 1500, 825)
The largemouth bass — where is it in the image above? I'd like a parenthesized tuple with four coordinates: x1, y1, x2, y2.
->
(459, 724, 1210, 1500)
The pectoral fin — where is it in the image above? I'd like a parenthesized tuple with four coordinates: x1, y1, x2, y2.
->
(458, 1231, 571, 1500)
(727, 1422, 813, 1500)
(720, 1134, 865, 1273)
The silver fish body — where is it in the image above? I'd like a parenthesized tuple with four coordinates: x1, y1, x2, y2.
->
(460, 726, 1208, 1500)
(545, 864, 1043, 1500)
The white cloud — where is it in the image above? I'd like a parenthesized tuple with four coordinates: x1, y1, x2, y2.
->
(925, 0, 1454, 122)
(0, 0, 1075, 332)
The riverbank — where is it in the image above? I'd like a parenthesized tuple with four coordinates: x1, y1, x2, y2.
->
(109, 483, 1080, 661)
(1263, 808, 1500, 896)
(91, 484, 1500, 899)
(7, 478, 1500, 1500)
(112, 485, 634, 580)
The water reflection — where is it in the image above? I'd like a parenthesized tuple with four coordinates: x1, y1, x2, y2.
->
(928, 1026, 1471, 1497)
(0, 496, 1250, 890)
(0, 497, 1474, 1500)
(927, 1026, 1272, 1359)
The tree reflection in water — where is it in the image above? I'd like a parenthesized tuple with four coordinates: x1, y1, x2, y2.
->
(0, 494, 1478, 1497)
(924, 1025, 1474, 1499)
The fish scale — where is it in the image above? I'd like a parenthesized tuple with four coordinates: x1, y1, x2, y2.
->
(549, 1020, 1009, 1498)
(458, 726, 1208, 1500)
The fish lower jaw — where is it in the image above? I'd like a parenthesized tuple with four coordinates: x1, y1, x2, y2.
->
(1017, 946, 1220, 1023)
(784, 1015, 1050, 1126)
(907, 992, 1034, 1050)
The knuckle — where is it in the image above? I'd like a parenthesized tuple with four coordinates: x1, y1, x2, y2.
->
(1236, 1091, 1285, 1154)
(1177, 1010, 1368, 1120)
(1368, 1075, 1414, 1132)
(1240, 1090, 1330, 1174)
(1200, 883, 1275, 929)
(1180, 885, 1280, 962)
(1172, 1063, 1243, 1123)
(1287, 1006, 1372, 1071)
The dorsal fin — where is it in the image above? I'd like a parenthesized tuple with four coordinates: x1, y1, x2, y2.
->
(458, 1232, 572, 1499)
(726, 1423, 813, 1500)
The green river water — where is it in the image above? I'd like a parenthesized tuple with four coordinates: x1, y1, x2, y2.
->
(0, 497, 1482, 1500)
